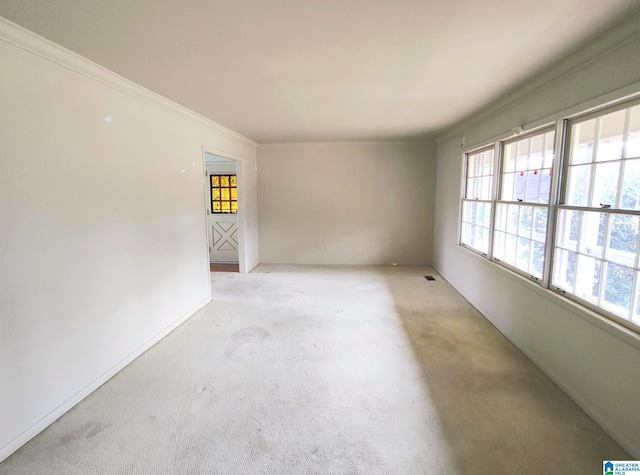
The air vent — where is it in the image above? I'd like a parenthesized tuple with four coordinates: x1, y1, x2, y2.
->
(424, 275, 436, 281)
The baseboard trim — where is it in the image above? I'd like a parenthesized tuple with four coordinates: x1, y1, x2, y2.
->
(245, 260, 259, 273)
(0, 296, 211, 464)
(434, 266, 640, 459)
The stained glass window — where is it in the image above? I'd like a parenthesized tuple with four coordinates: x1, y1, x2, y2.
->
(211, 174, 238, 214)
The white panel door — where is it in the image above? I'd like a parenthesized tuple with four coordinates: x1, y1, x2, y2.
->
(206, 162, 239, 263)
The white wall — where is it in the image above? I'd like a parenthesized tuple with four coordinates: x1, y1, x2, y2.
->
(0, 19, 257, 461)
(433, 15, 640, 456)
(257, 142, 436, 265)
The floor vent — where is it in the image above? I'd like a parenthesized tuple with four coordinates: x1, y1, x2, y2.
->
(424, 275, 436, 281)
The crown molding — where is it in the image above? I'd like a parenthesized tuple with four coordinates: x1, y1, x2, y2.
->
(0, 16, 257, 147)
(258, 140, 435, 148)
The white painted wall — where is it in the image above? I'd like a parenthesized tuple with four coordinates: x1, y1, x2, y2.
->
(0, 19, 257, 461)
(433, 16, 640, 457)
(257, 142, 436, 265)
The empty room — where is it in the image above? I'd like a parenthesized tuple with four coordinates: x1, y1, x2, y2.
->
(1, 1, 640, 474)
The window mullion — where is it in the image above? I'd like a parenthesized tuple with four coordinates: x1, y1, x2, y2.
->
(596, 212, 614, 308)
(586, 118, 600, 207)
(486, 142, 502, 260)
(544, 120, 566, 288)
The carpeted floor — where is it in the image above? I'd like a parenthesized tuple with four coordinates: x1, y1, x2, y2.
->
(0, 265, 629, 474)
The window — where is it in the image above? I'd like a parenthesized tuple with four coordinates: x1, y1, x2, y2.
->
(553, 102, 640, 326)
(461, 147, 495, 255)
(493, 129, 555, 280)
(210, 174, 238, 214)
(458, 96, 640, 333)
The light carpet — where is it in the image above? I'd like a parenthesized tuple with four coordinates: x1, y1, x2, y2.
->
(0, 265, 628, 474)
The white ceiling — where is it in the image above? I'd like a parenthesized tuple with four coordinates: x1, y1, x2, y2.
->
(0, 1, 637, 143)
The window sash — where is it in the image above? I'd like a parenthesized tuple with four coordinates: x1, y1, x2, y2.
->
(460, 199, 492, 255)
(492, 127, 556, 282)
(458, 96, 640, 334)
(210, 174, 238, 214)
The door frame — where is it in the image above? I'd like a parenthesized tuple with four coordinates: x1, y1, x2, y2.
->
(202, 146, 247, 273)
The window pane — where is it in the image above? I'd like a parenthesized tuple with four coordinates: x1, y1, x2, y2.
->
(543, 131, 555, 168)
(515, 172, 526, 201)
(570, 119, 595, 164)
(603, 262, 633, 317)
(213, 202, 221, 212)
(493, 231, 505, 261)
(221, 189, 230, 200)
(591, 161, 619, 207)
(468, 223, 477, 248)
(481, 227, 490, 254)
(532, 241, 545, 278)
(462, 201, 474, 223)
(466, 177, 476, 200)
(516, 139, 530, 171)
(472, 201, 481, 224)
(607, 214, 639, 267)
(579, 212, 605, 258)
(211, 176, 220, 186)
(501, 173, 515, 201)
(495, 203, 507, 232)
(533, 207, 548, 242)
(506, 205, 518, 235)
(461, 222, 470, 245)
(538, 169, 553, 204)
(230, 176, 237, 186)
(461, 200, 491, 255)
(504, 144, 516, 173)
(530, 134, 544, 169)
(482, 202, 491, 228)
(467, 154, 477, 177)
(566, 164, 591, 206)
(231, 201, 238, 213)
(482, 150, 493, 175)
(505, 234, 517, 265)
(231, 189, 238, 200)
(220, 176, 230, 187)
(553, 249, 577, 291)
(221, 201, 231, 213)
(517, 237, 531, 272)
(596, 109, 625, 162)
(518, 206, 532, 238)
(212, 188, 220, 200)
(627, 105, 640, 159)
(556, 209, 579, 251)
(525, 171, 541, 202)
(480, 176, 492, 200)
(621, 159, 640, 210)
(575, 255, 601, 304)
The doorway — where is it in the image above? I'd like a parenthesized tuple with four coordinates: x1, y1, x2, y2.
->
(204, 152, 241, 272)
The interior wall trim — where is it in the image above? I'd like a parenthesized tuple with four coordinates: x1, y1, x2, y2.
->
(0, 16, 257, 148)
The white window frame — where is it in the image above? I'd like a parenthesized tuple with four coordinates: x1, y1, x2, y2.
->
(457, 95, 640, 335)
(492, 126, 558, 284)
(552, 98, 640, 332)
(460, 145, 497, 256)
